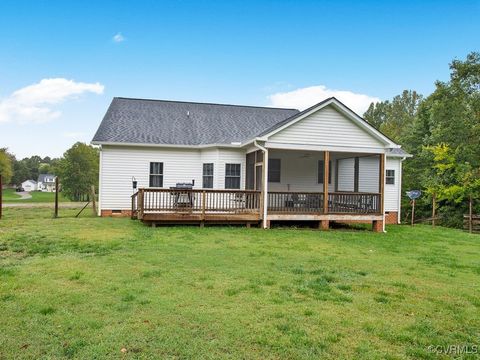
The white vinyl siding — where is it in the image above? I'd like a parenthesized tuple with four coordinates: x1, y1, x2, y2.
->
(358, 156, 380, 193)
(385, 157, 401, 212)
(100, 146, 247, 210)
(268, 105, 384, 149)
(100, 146, 202, 210)
(337, 158, 355, 191)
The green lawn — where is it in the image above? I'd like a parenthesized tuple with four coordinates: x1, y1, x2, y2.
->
(0, 208, 479, 359)
(2, 188, 67, 203)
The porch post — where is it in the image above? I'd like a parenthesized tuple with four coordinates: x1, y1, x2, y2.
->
(262, 149, 269, 228)
(379, 153, 385, 215)
(373, 153, 386, 233)
(323, 151, 330, 214)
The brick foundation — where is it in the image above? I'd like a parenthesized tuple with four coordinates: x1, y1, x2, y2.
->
(101, 210, 132, 217)
(372, 220, 384, 232)
(384, 211, 399, 224)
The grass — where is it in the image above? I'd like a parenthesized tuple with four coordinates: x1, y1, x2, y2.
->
(2, 188, 67, 203)
(0, 207, 479, 359)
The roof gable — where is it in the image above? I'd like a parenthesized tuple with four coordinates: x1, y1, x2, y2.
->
(259, 97, 398, 148)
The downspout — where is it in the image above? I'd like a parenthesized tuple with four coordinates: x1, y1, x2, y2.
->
(98, 145, 103, 216)
(382, 153, 386, 233)
(254, 140, 269, 229)
(398, 157, 406, 224)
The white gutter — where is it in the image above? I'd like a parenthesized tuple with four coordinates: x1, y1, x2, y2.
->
(254, 140, 269, 229)
(91, 141, 247, 149)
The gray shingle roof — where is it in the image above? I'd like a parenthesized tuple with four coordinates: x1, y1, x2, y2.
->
(92, 98, 299, 146)
(38, 174, 56, 183)
(387, 148, 412, 157)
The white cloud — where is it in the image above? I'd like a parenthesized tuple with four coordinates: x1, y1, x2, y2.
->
(267, 85, 380, 115)
(113, 32, 125, 43)
(0, 78, 104, 124)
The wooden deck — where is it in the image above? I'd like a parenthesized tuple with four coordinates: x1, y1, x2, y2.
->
(132, 188, 262, 225)
(132, 188, 382, 226)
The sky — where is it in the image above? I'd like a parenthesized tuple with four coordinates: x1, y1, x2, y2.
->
(0, 0, 478, 158)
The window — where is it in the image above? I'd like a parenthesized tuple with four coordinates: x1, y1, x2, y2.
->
(225, 163, 241, 189)
(149, 162, 163, 187)
(317, 160, 332, 184)
(386, 169, 395, 185)
(268, 159, 281, 183)
(203, 163, 214, 188)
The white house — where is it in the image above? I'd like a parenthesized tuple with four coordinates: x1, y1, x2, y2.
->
(92, 97, 411, 231)
(37, 174, 56, 192)
(21, 180, 37, 192)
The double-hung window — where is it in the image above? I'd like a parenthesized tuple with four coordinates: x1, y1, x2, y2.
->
(149, 162, 163, 187)
(225, 163, 241, 189)
(203, 163, 214, 188)
(386, 169, 395, 185)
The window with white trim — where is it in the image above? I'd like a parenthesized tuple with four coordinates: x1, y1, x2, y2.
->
(225, 163, 241, 189)
(149, 162, 163, 187)
(386, 169, 395, 185)
(203, 163, 214, 188)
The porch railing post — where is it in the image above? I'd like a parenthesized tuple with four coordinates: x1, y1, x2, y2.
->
(323, 151, 330, 214)
(201, 191, 206, 220)
(138, 188, 144, 219)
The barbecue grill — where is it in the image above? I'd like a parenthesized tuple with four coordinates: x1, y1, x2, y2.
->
(170, 180, 195, 208)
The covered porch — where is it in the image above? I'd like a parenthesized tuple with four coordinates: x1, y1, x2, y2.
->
(132, 148, 385, 231)
(247, 148, 385, 230)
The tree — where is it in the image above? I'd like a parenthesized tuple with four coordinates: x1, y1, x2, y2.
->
(425, 144, 480, 228)
(11, 159, 30, 185)
(55, 143, 99, 201)
(0, 148, 13, 184)
(364, 52, 480, 227)
(364, 90, 423, 143)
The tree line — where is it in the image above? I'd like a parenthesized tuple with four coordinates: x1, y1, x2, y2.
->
(364, 52, 480, 228)
(0, 143, 99, 202)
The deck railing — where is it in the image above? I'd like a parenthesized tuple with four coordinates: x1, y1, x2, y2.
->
(268, 191, 381, 215)
(133, 188, 261, 219)
(328, 192, 380, 214)
(132, 189, 381, 220)
(268, 192, 324, 213)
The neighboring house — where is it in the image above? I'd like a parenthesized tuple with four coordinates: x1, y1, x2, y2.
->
(21, 180, 37, 192)
(92, 97, 411, 232)
(37, 174, 56, 192)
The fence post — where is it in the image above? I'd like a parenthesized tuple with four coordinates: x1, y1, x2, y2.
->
(411, 199, 415, 226)
(432, 193, 436, 228)
(201, 191, 206, 220)
(54, 177, 59, 218)
(91, 185, 97, 216)
(469, 195, 473, 234)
